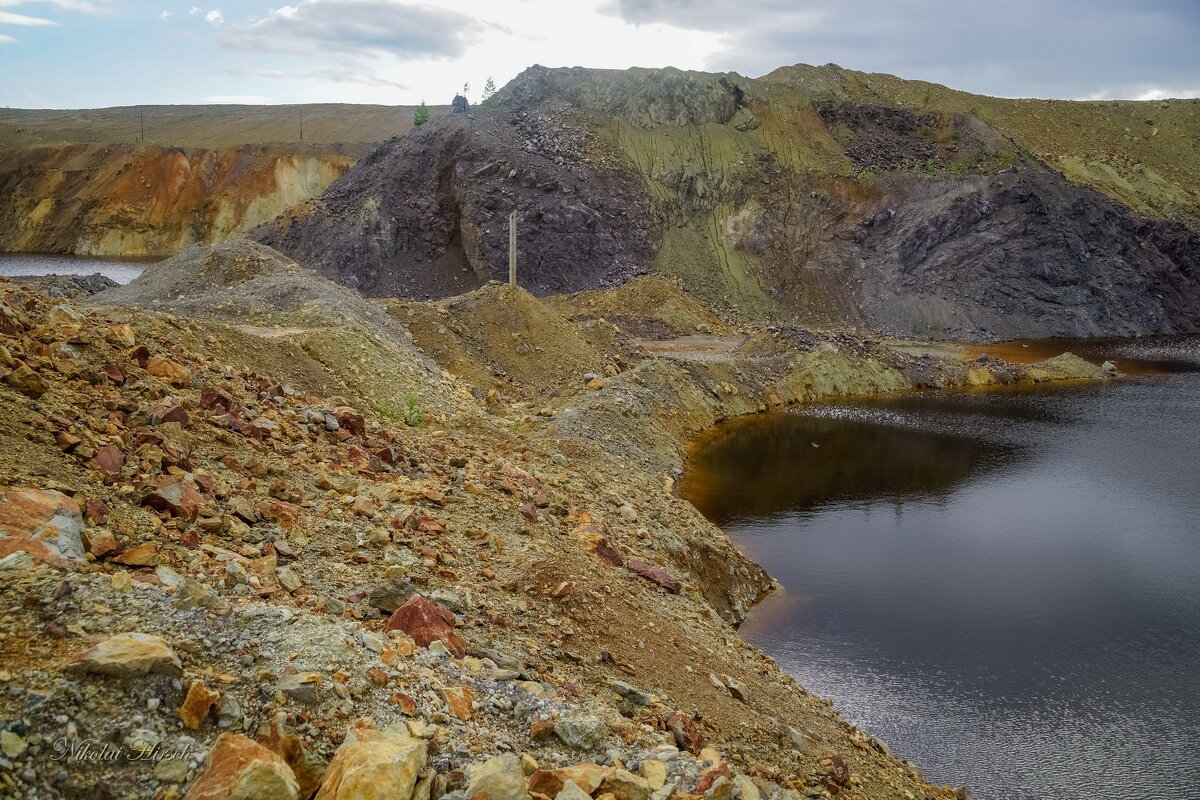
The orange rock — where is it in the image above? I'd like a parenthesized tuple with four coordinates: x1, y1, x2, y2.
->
(179, 681, 220, 729)
(183, 732, 299, 800)
(391, 692, 417, 715)
(146, 355, 190, 387)
(443, 686, 473, 720)
(113, 541, 158, 566)
(82, 527, 118, 559)
(368, 667, 389, 686)
(257, 713, 326, 800)
(314, 727, 426, 800)
(68, 632, 182, 678)
(0, 487, 86, 563)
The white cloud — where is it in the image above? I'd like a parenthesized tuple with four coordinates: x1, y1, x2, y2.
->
(189, 5, 200, 13)
(204, 8, 222, 23)
(0, 31, 16, 41)
(0, 9, 57, 25)
(1078, 85, 1200, 101)
(159, 10, 169, 20)
(204, 94, 272, 103)
(0, 0, 114, 13)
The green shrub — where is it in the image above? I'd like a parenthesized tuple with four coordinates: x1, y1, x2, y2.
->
(413, 101, 430, 127)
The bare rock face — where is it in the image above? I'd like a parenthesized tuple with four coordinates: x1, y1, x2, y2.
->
(0, 487, 86, 563)
(68, 632, 183, 678)
(314, 727, 426, 800)
(183, 732, 300, 800)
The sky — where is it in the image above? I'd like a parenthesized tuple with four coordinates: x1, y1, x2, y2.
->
(1, 0, 1197, 108)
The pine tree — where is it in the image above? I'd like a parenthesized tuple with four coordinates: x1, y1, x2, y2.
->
(482, 76, 497, 102)
(413, 101, 430, 127)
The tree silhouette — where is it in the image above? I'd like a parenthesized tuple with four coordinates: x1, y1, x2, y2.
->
(413, 101, 430, 127)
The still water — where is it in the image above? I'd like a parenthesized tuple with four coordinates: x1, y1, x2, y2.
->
(0, 252, 150, 284)
(682, 341, 1200, 800)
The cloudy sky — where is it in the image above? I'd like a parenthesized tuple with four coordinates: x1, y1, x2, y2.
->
(1, 0, 1197, 108)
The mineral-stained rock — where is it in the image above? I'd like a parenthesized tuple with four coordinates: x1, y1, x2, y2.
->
(142, 475, 204, 520)
(555, 779, 593, 800)
(278, 672, 323, 705)
(201, 385, 236, 414)
(0, 487, 86, 562)
(183, 732, 299, 800)
(90, 444, 125, 475)
(68, 632, 183, 677)
(664, 712, 707, 754)
(314, 726, 426, 800)
(442, 687, 473, 720)
(138, 396, 190, 426)
(112, 541, 158, 566)
(598, 770, 650, 800)
(638, 761, 667, 790)
(384, 595, 466, 657)
(554, 715, 609, 751)
(529, 764, 613, 797)
(466, 752, 527, 800)
(179, 680, 221, 729)
(3, 364, 48, 397)
(626, 559, 682, 593)
(257, 712, 327, 800)
(146, 355, 191, 386)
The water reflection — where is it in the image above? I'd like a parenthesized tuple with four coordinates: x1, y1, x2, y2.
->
(681, 353, 1200, 800)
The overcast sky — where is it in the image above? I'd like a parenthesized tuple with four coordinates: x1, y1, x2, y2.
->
(1, 0, 1197, 108)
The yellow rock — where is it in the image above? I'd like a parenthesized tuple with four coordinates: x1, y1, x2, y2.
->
(315, 727, 427, 800)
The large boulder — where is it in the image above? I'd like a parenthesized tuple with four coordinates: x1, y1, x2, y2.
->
(0, 487, 86, 563)
(183, 733, 299, 800)
(315, 726, 426, 800)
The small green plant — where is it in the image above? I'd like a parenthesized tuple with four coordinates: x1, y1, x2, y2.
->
(923, 159, 937, 175)
(481, 76, 497, 102)
(375, 393, 426, 427)
(857, 167, 877, 182)
(949, 163, 968, 176)
(939, 129, 961, 143)
(922, 87, 933, 109)
(413, 101, 430, 127)
(995, 148, 1016, 166)
(403, 393, 425, 427)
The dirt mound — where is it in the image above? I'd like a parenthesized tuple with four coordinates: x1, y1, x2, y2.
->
(92, 240, 469, 419)
(391, 282, 618, 398)
(547, 276, 731, 339)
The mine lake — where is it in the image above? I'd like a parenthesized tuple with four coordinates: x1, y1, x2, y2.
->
(683, 338, 1200, 800)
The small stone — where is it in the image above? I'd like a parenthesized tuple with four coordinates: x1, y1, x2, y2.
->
(554, 715, 609, 751)
(556, 780, 592, 800)
(179, 680, 221, 729)
(69, 632, 182, 678)
(0, 550, 34, 573)
(627, 559, 682, 593)
(278, 672, 322, 705)
(183, 732, 299, 800)
(315, 726, 426, 800)
(442, 686, 474, 720)
(82, 527, 118, 558)
(467, 753, 526, 800)
(639, 761, 667, 790)
(1, 730, 28, 758)
(113, 541, 158, 566)
(618, 504, 638, 522)
(598, 769, 650, 800)
(276, 567, 302, 592)
(155, 758, 190, 783)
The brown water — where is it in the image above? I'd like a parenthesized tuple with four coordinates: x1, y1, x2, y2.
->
(682, 339, 1200, 800)
(0, 253, 152, 284)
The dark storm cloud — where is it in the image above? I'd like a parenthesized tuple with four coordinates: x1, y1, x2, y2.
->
(221, 0, 485, 60)
(601, 0, 1200, 98)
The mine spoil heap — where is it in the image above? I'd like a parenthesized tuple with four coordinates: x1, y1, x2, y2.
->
(0, 238, 1117, 800)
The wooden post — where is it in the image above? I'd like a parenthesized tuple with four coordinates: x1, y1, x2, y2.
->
(508, 211, 517, 286)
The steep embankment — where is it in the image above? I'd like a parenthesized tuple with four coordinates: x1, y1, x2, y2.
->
(0, 104, 435, 256)
(255, 65, 1200, 341)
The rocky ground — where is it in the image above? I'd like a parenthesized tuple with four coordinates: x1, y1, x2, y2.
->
(0, 242, 1117, 800)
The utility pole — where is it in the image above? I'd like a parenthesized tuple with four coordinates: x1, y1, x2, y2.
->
(299, 107, 304, 141)
(139, 108, 144, 141)
(508, 211, 517, 286)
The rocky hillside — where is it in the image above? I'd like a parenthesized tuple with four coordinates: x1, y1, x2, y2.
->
(0, 104, 437, 257)
(254, 65, 1200, 341)
(0, 243, 1114, 800)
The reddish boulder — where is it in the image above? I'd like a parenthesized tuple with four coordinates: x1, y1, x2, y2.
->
(384, 595, 466, 657)
(142, 476, 203, 521)
(200, 385, 235, 415)
(665, 712, 707, 754)
(90, 444, 125, 475)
